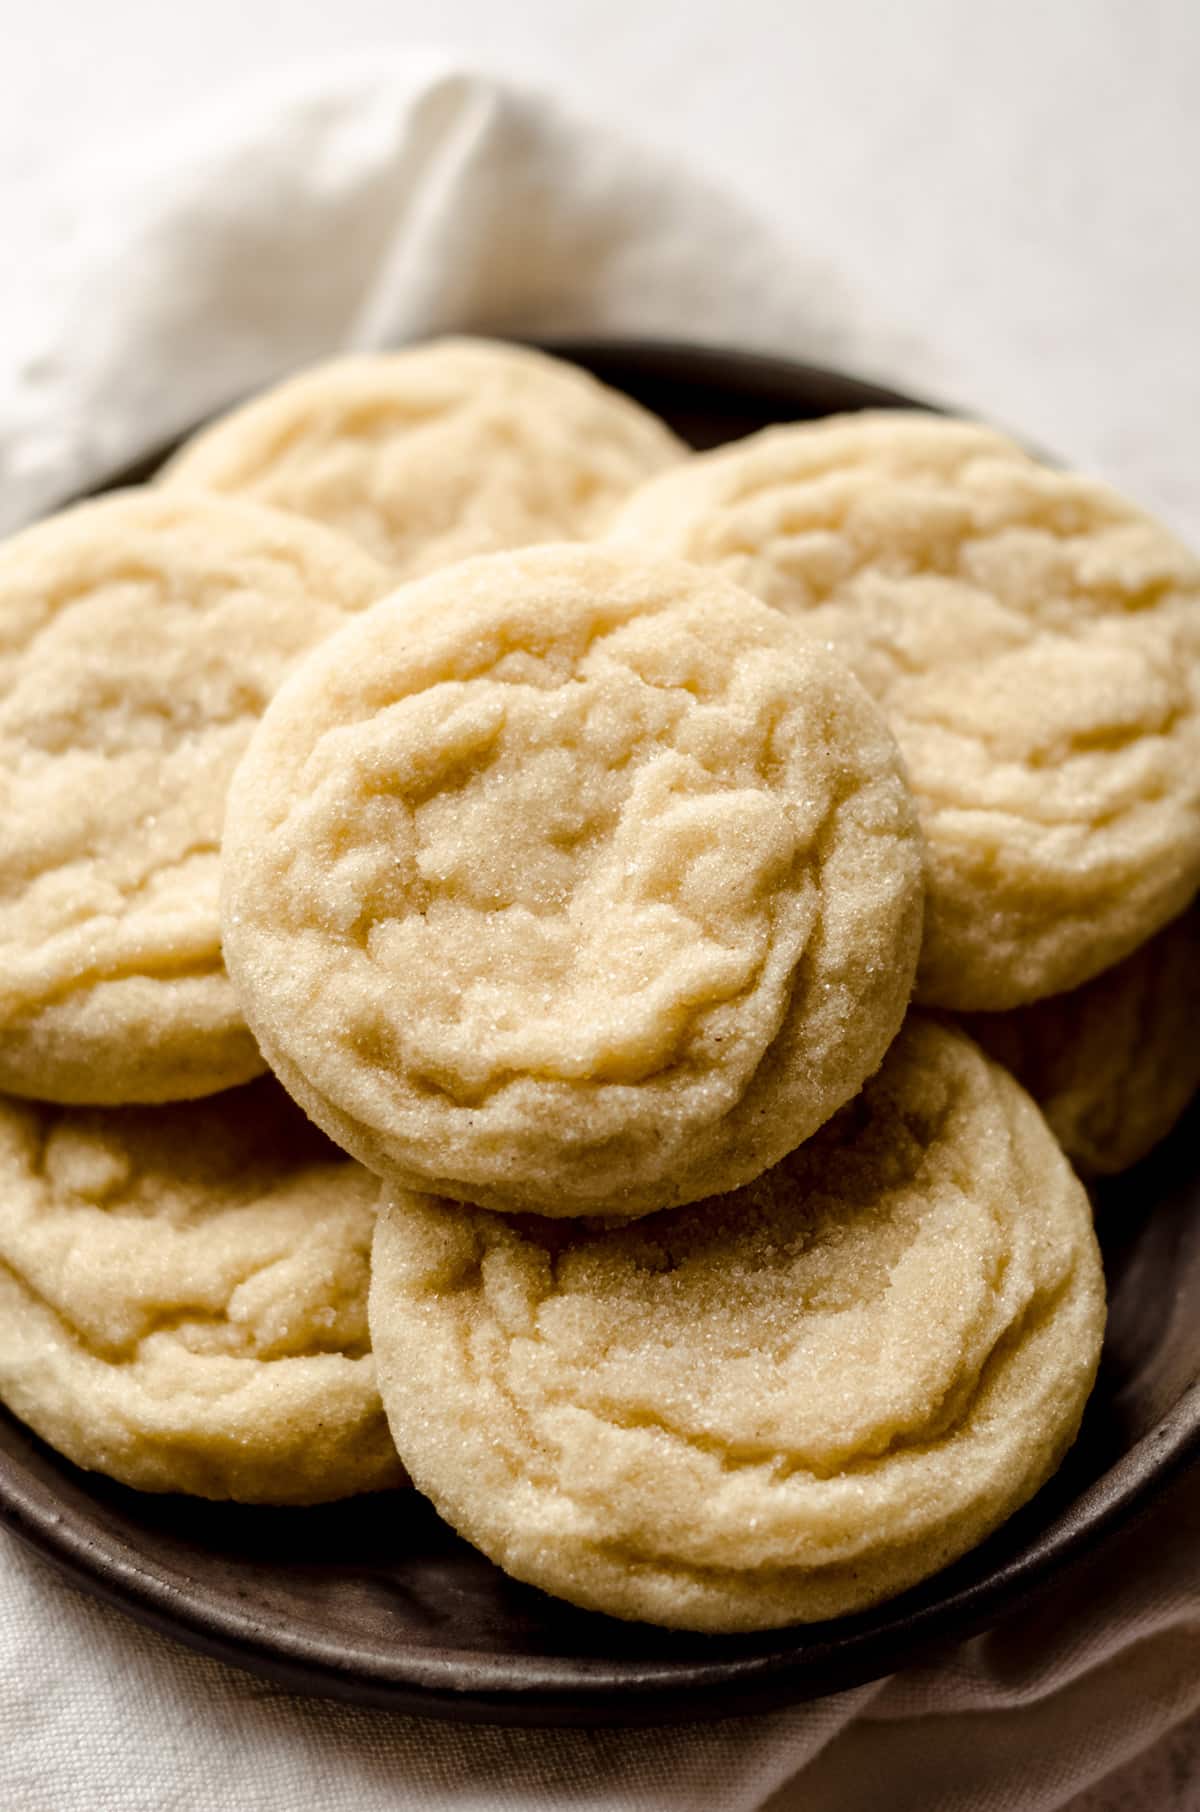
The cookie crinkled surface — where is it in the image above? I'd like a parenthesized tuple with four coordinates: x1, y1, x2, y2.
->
(161, 338, 686, 576)
(0, 489, 389, 1105)
(367, 1017, 1105, 1631)
(0, 1079, 404, 1504)
(221, 544, 924, 1217)
(610, 410, 1200, 1009)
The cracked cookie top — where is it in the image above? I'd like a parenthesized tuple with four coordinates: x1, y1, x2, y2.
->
(161, 338, 686, 576)
(0, 489, 388, 1104)
(368, 1017, 1105, 1630)
(610, 411, 1200, 1008)
(221, 544, 924, 1217)
(0, 1078, 404, 1502)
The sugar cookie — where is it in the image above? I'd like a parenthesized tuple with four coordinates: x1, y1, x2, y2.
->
(962, 902, 1200, 1176)
(368, 1017, 1104, 1631)
(161, 338, 685, 576)
(0, 490, 387, 1104)
(0, 1079, 404, 1502)
(222, 545, 924, 1217)
(610, 412, 1200, 1009)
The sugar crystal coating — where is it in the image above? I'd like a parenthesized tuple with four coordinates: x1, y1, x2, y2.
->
(611, 412, 1200, 1008)
(0, 1079, 404, 1503)
(162, 338, 686, 575)
(222, 544, 924, 1216)
(0, 489, 389, 1103)
(369, 1017, 1105, 1630)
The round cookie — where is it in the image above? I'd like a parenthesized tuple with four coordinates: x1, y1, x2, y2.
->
(222, 544, 924, 1218)
(610, 411, 1200, 1009)
(368, 1017, 1105, 1631)
(0, 489, 387, 1104)
(962, 901, 1200, 1177)
(0, 1078, 404, 1503)
(160, 338, 685, 576)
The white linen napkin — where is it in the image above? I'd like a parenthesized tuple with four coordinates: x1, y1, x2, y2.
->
(0, 53, 1196, 1812)
(0, 50, 907, 536)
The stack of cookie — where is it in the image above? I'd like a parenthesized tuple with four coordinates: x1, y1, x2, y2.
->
(0, 342, 682, 1508)
(1, 338, 1196, 1635)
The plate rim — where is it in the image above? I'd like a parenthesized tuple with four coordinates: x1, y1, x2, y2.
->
(2, 1378, 1197, 1725)
(1, 334, 1196, 1726)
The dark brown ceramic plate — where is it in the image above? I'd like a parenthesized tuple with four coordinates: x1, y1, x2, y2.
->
(0, 341, 1197, 1727)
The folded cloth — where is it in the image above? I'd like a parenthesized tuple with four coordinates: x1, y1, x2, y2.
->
(0, 53, 1195, 1812)
(0, 51, 896, 536)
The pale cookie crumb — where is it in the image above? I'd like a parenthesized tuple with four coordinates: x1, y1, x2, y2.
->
(610, 411, 1200, 1009)
(368, 1017, 1105, 1631)
(161, 338, 686, 576)
(222, 544, 924, 1217)
(0, 489, 388, 1104)
(0, 1079, 405, 1504)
